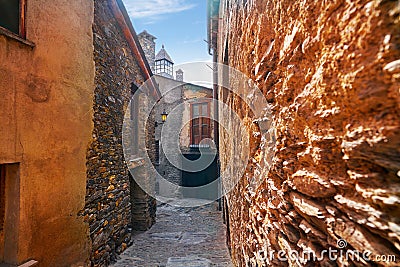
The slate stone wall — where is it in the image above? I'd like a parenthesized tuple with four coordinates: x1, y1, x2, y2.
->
(83, 0, 156, 266)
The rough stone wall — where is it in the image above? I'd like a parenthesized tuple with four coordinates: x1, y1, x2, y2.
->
(84, 0, 156, 265)
(0, 0, 94, 265)
(218, 0, 400, 266)
(130, 93, 157, 231)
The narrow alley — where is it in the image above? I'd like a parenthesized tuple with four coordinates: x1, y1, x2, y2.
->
(0, 0, 399, 266)
(112, 201, 232, 267)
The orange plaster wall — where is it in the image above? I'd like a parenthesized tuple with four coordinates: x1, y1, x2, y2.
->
(0, 0, 95, 265)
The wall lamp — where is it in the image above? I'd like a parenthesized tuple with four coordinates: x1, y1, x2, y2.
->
(161, 109, 168, 123)
(156, 110, 168, 127)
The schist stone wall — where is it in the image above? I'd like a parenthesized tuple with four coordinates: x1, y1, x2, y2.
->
(83, 0, 156, 266)
(217, 0, 400, 266)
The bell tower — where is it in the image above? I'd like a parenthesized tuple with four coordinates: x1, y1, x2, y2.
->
(155, 45, 174, 79)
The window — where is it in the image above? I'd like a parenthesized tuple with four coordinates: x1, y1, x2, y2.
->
(155, 140, 160, 164)
(190, 102, 211, 145)
(155, 59, 173, 76)
(0, 0, 26, 37)
(130, 83, 139, 155)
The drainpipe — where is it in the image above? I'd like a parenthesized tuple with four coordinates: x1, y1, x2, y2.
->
(207, 0, 221, 210)
(213, 54, 219, 154)
(213, 52, 222, 211)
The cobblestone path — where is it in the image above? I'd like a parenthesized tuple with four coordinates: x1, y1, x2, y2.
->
(112, 200, 233, 267)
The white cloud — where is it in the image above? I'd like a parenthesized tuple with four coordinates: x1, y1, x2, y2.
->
(123, 0, 196, 19)
(182, 39, 202, 44)
(175, 61, 213, 86)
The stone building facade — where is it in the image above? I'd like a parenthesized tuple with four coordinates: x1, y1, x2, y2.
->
(0, 0, 94, 266)
(153, 75, 213, 198)
(135, 37, 216, 198)
(84, 0, 158, 266)
(209, 0, 400, 266)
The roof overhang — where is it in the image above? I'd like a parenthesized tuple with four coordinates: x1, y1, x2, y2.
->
(109, 0, 161, 99)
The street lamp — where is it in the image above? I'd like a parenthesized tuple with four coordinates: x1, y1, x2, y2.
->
(161, 110, 168, 123)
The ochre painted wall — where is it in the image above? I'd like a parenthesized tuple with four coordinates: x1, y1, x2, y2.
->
(217, 0, 400, 266)
(0, 0, 94, 265)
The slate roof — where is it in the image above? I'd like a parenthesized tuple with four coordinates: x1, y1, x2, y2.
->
(155, 45, 174, 63)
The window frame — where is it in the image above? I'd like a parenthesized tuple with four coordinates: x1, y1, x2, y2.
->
(0, 0, 26, 38)
(155, 140, 160, 165)
(155, 59, 173, 76)
(130, 83, 140, 155)
(190, 100, 211, 145)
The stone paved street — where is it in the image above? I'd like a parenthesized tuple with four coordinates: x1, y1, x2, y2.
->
(112, 199, 233, 267)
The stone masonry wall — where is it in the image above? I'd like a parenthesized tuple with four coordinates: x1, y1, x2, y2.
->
(84, 0, 156, 266)
(130, 93, 157, 231)
(218, 0, 400, 266)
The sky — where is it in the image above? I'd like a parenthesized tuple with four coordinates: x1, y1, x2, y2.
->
(122, 0, 212, 65)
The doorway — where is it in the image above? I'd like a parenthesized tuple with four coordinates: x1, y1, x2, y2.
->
(0, 163, 20, 265)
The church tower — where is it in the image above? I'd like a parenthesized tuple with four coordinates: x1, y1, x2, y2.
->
(155, 45, 174, 79)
